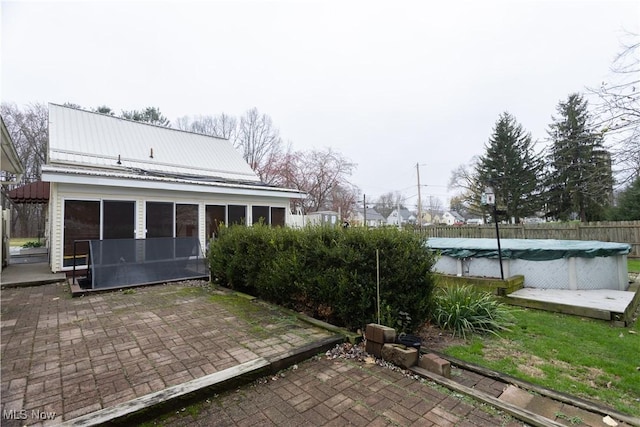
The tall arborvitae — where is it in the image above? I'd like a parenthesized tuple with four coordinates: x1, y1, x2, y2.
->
(475, 112, 544, 223)
(545, 93, 614, 221)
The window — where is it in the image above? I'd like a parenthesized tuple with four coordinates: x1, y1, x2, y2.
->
(228, 205, 246, 226)
(103, 201, 135, 239)
(271, 207, 285, 227)
(146, 202, 173, 238)
(176, 204, 198, 237)
(252, 206, 269, 225)
(63, 200, 100, 267)
(206, 205, 226, 239)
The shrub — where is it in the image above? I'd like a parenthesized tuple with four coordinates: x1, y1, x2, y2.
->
(22, 241, 43, 248)
(209, 225, 436, 331)
(432, 285, 514, 339)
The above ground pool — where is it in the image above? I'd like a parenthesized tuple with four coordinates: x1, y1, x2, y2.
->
(427, 238, 631, 291)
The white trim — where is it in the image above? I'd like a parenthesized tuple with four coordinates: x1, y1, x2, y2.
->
(42, 167, 306, 199)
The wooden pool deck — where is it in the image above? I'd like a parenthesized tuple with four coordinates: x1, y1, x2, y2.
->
(507, 283, 640, 326)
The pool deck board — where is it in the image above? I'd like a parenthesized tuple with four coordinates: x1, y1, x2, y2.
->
(507, 286, 640, 325)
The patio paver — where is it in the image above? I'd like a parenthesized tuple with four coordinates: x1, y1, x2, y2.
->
(0, 282, 334, 425)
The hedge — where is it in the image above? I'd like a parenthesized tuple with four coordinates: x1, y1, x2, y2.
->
(208, 225, 436, 331)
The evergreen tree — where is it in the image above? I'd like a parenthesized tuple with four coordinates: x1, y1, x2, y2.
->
(121, 107, 171, 127)
(545, 93, 614, 221)
(474, 112, 543, 223)
(608, 176, 640, 220)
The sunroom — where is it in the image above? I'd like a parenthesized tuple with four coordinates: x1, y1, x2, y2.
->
(42, 104, 304, 282)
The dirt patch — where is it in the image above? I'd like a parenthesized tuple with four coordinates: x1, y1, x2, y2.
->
(416, 322, 466, 352)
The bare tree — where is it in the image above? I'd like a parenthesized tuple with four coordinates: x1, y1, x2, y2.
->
(448, 156, 485, 216)
(589, 32, 640, 185)
(236, 108, 283, 181)
(1, 102, 49, 237)
(175, 113, 238, 142)
(175, 108, 282, 183)
(375, 191, 405, 219)
(271, 147, 357, 214)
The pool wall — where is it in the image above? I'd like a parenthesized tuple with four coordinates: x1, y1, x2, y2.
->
(429, 238, 630, 291)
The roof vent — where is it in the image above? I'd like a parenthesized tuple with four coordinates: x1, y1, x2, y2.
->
(150, 148, 154, 159)
(117, 154, 122, 165)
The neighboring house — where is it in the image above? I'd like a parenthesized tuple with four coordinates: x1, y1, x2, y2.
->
(1, 115, 25, 271)
(386, 208, 416, 226)
(306, 210, 340, 227)
(442, 211, 465, 225)
(350, 208, 386, 227)
(41, 104, 305, 273)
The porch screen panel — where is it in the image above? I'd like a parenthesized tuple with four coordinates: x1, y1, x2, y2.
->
(104, 201, 135, 239)
(252, 206, 269, 225)
(176, 204, 198, 237)
(271, 207, 286, 227)
(228, 205, 246, 226)
(103, 201, 136, 264)
(205, 205, 226, 239)
(146, 202, 174, 238)
(176, 204, 199, 257)
(63, 200, 100, 267)
(146, 202, 173, 261)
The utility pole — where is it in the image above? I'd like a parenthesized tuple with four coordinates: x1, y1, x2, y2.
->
(416, 163, 422, 231)
(363, 194, 367, 228)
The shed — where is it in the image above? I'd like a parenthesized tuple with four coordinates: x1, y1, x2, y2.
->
(42, 104, 305, 274)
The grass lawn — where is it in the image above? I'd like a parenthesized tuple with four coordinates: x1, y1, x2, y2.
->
(441, 307, 640, 416)
(9, 237, 42, 247)
(628, 258, 640, 273)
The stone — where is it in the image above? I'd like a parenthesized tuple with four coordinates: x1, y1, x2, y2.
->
(418, 353, 451, 378)
(380, 344, 418, 369)
(365, 340, 383, 358)
(365, 324, 396, 344)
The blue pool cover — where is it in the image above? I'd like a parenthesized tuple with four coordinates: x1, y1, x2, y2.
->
(426, 238, 631, 261)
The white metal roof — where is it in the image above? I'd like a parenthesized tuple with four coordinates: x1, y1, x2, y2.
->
(48, 103, 260, 183)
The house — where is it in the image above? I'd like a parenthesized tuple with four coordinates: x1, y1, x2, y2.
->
(441, 211, 465, 225)
(306, 210, 340, 226)
(41, 104, 305, 273)
(350, 208, 386, 227)
(386, 208, 416, 226)
(1, 115, 25, 271)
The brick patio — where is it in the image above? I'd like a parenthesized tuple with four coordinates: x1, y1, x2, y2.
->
(153, 356, 525, 427)
(0, 282, 333, 425)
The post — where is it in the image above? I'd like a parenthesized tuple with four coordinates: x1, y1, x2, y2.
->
(376, 249, 380, 324)
(416, 163, 422, 231)
(493, 204, 504, 280)
(363, 193, 367, 228)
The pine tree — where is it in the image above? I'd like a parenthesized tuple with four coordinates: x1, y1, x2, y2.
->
(475, 112, 544, 223)
(546, 94, 614, 221)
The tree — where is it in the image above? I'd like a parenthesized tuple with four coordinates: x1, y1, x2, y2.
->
(546, 93, 614, 222)
(236, 108, 283, 182)
(374, 191, 405, 219)
(475, 112, 544, 223)
(589, 32, 640, 184)
(121, 107, 171, 127)
(175, 113, 237, 141)
(94, 105, 115, 115)
(607, 176, 640, 220)
(272, 147, 357, 214)
(448, 157, 486, 217)
(0, 102, 49, 237)
(175, 108, 283, 184)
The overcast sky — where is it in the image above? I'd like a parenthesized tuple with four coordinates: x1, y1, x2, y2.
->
(2, 0, 638, 209)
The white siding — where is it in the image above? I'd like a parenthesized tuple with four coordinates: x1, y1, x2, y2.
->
(50, 183, 291, 272)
